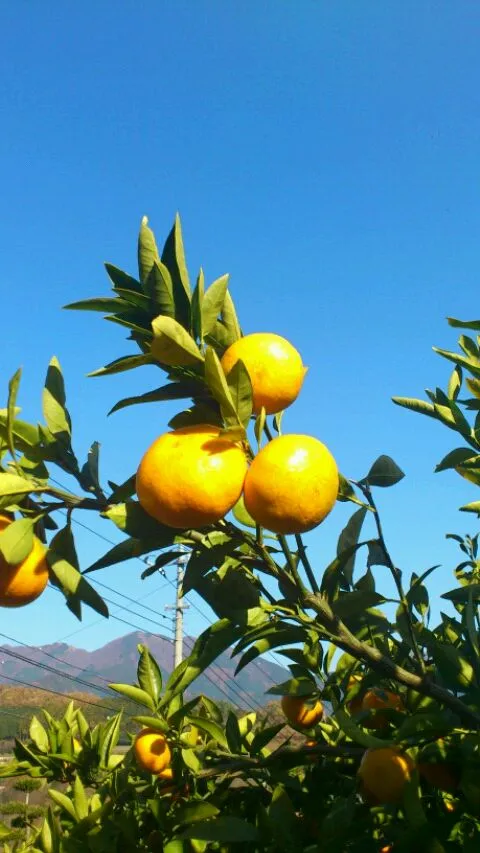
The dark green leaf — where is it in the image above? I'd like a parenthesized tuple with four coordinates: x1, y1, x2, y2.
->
(64, 297, 130, 312)
(109, 379, 203, 415)
(336, 507, 367, 584)
(232, 495, 256, 529)
(266, 676, 316, 697)
(191, 268, 205, 343)
(321, 541, 369, 600)
(175, 802, 220, 827)
(367, 539, 390, 568)
(448, 317, 480, 330)
(105, 263, 143, 293)
(161, 213, 191, 328)
(81, 441, 101, 495)
(141, 550, 185, 579)
(103, 500, 177, 543)
(42, 357, 71, 438)
(435, 447, 478, 472)
(332, 590, 386, 620)
(180, 816, 257, 843)
(365, 455, 405, 487)
(84, 537, 155, 573)
(168, 402, 222, 429)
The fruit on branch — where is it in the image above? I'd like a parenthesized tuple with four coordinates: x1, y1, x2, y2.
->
(220, 332, 306, 415)
(136, 425, 248, 528)
(281, 696, 324, 728)
(0, 514, 49, 608)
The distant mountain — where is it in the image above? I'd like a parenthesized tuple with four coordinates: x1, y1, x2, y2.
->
(0, 631, 288, 708)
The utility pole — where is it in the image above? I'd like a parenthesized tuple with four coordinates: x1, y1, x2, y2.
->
(165, 548, 189, 668)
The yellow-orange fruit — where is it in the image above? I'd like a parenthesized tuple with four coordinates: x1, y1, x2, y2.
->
(134, 729, 172, 775)
(359, 748, 414, 804)
(158, 766, 174, 781)
(136, 425, 248, 528)
(244, 434, 338, 534)
(360, 688, 404, 730)
(220, 333, 306, 415)
(281, 696, 323, 728)
(418, 762, 459, 793)
(0, 515, 49, 608)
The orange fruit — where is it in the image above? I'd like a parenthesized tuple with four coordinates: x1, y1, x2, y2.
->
(418, 762, 459, 793)
(358, 747, 414, 804)
(0, 515, 49, 608)
(136, 424, 248, 528)
(359, 688, 404, 730)
(244, 434, 338, 534)
(134, 729, 172, 775)
(158, 766, 174, 781)
(281, 696, 323, 728)
(220, 332, 306, 415)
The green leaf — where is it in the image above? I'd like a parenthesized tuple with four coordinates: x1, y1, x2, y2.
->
(226, 360, 253, 427)
(441, 583, 480, 603)
(162, 618, 243, 704)
(6, 368, 22, 462)
(392, 396, 437, 419)
(0, 473, 42, 499)
(331, 590, 386, 620)
(367, 539, 390, 568)
(141, 550, 185, 579)
(73, 775, 88, 820)
(131, 715, 169, 733)
(448, 316, 480, 330)
(88, 354, 153, 378)
(103, 500, 177, 543)
(266, 676, 316, 697)
(109, 683, 155, 711)
(161, 213, 191, 328)
(336, 507, 367, 584)
(48, 789, 78, 821)
(175, 802, 220, 827)
(220, 290, 241, 343)
(29, 716, 49, 752)
(321, 541, 369, 600)
(84, 537, 156, 573)
(180, 816, 257, 843)
(137, 644, 162, 704)
(232, 495, 256, 529)
(447, 365, 463, 400)
(48, 543, 108, 618)
(168, 402, 222, 430)
(234, 626, 306, 675)
(109, 379, 203, 415)
(204, 346, 237, 423)
(81, 441, 101, 495)
(64, 296, 130, 312)
(202, 275, 230, 337)
(460, 501, 480, 515)
(365, 455, 405, 487)
(114, 287, 151, 310)
(192, 268, 205, 343)
(145, 260, 175, 318)
(105, 263, 143, 293)
(42, 357, 71, 438)
(0, 517, 35, 565)
(138, 216, 160, 285)
(151, 315, 204, 366)
(183, 716, 228, 749)
(435, 447, 478, 472)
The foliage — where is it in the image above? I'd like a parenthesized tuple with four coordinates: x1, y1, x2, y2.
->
(2, 215, 480, 850)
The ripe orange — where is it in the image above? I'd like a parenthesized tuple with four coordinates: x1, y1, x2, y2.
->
(418, 762, 459, 793)
(359, 688, 404, 730)
(158, 767, 174, 781)
(134, 729, 172, 775)
(244, 434, 338, 534)
(0, 515, 49, 608)
(358, 748, 414, 804)
(281, 696, 323, 728)
(136, 424, 248, 528)
(220, 332, 306, 415)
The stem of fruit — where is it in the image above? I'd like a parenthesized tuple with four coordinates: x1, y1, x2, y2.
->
(295, 534, 319, 593)
(278, 534, 308, 595)
(358, 481, 426, 676)
(303, 591, 480, 727)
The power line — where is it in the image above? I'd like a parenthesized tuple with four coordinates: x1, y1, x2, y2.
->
(0, 647, 116, 703)
(0, 673, 127, 716)
(0, 631, 112, 687)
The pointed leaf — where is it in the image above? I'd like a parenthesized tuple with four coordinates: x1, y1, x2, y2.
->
(73, 775, 88, 820)
(220, 290, 241, 342)
(161, 213, 191, 328)
(232, 495, 256, 529)
(226, 360, 253, 427)
(88, 354, 153, 377)
(336, 507, 367, 584)
(105, 262, 142, 293)
(0, 517, 35, 565)
(109, 683, 155, 711)
(138, 216, 160, 285)
(64, 297, 130, 312)
(392, 396, 437, 419)
(365, 455, 405, 487)
(151, 316, 203, 366)
(192, 268, 205, 342)
(202, 275, 229, 337)
(145, 260, 175, 318)
(109, 379, 204, 415)
(42, 357, 71, 438)
(204, 346, 237, 422)
(131, 715, 169, 733)
(184, 716, 229, 749)
(137, 644, 162, 704)
(180, 816, 257, 843)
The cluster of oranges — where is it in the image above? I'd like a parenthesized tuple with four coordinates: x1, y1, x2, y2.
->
(280, 682, 460, 808)
(136, 332, 339, 535)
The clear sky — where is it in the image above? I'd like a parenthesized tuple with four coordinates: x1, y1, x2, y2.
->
(1, 1, 480, 657)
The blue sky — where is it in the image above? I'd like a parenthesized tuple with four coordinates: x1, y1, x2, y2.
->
(1, 1, 480, 658)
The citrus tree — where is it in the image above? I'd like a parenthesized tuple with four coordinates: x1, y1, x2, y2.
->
(1, 215, 480, 852)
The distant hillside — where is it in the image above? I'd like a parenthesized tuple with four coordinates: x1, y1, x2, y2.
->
(0, 631, 288, 709)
